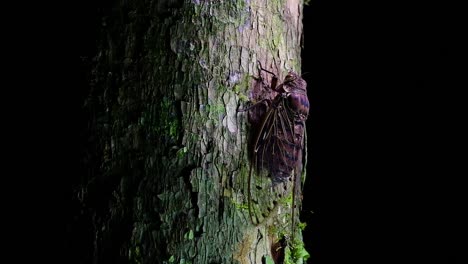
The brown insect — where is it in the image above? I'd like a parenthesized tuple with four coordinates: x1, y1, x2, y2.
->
(242, 61, 309, 238)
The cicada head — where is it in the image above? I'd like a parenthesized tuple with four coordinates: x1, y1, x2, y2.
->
(283, 71, 307, 94)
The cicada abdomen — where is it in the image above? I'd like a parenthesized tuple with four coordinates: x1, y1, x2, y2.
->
(244, 63, 309, 230)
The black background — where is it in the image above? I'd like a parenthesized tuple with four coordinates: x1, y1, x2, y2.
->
(12, 1, 460, 263)
(300, 1, 462, 263)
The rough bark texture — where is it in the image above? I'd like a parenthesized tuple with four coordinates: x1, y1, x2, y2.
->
(73, 0, 306, 263)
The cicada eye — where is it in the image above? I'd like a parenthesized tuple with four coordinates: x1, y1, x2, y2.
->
(284, 72, 297, 83)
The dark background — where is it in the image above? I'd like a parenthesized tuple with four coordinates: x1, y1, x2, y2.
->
(301, 1, 462, 263)
(24, 1, 458, 263)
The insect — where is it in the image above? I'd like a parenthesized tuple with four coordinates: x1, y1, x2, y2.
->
(242, 61, 309, 237)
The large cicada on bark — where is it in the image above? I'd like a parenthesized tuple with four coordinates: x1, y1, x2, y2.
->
(242, 61, 309, 238)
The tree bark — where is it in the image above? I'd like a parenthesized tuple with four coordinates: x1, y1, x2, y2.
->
(76, 0, 307, 263)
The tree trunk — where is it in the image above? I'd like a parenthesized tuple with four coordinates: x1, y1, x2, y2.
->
(75, 0, 307, 263)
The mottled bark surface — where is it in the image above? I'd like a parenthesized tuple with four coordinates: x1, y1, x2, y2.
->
(72, 0, 307, 263)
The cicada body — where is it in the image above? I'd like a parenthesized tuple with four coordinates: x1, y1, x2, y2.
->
(244, 63, 309, 231)
(254, 71, 309, 184)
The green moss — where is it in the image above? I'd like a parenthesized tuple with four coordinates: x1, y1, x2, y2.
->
(186, 132, 200, 142)
(298, 221, 307, 231)
(176, 146, 188, 158)
(264, 255, 275, 264)
(288, 59, 301, 73)
(169, 121, 179, 138)
(217, 84, 228, 92)
(184, 229, 194, 240)
(129, 245, 142, 264)
(135, 246, 140, 257)
(268, 224, 280, 238)
(270, 15, 285, 51)
(270, 0, 284, 6)
(284, 237, 310, 264)
(279, 191, 293, 207)
(151, 96, 181, 145)
(229, 164, 251, 211)
(234, 0, 249, 27)
(236, 0, 246, 10)
(207, 104, 226, 116)
(237, 93, 249, 102)
(233, 75, 251, 102)
(233, 201, 249, 211)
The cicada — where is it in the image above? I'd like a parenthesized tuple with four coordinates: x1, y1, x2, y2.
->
(242, 61, 309, 235)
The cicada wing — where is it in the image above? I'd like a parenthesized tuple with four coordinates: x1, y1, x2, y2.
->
(248, 102, 297, 225)
(248, 106, 277, 224)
